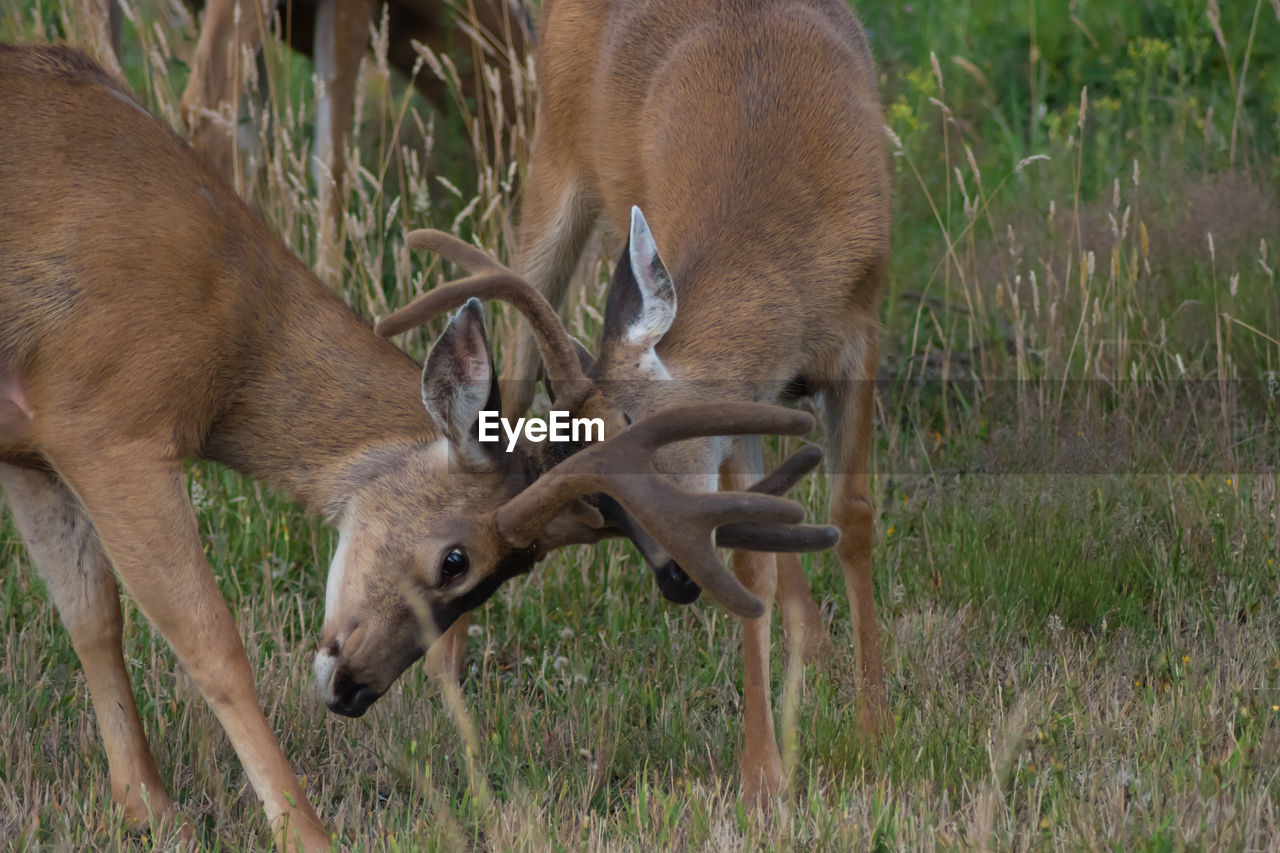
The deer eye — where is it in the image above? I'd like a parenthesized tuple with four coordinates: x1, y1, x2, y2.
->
(441, 547, 469, 581)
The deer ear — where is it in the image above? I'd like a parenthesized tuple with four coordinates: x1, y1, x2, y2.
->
(602, 206, 676, 356)
(423, 298, 499, 465)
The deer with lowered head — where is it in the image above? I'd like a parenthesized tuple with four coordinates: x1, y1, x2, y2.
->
(0, 44, 835, 848)
(378, 0, 894, 803)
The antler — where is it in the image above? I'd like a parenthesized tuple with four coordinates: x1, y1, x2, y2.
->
(495, 402, 822, 618)
(378, 230, 591, 408)
(612, 444, 836, 604)
(621, 443, 835, 556)
(717, 445, 838, 551)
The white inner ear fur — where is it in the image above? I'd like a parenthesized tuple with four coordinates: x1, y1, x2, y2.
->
(625, 206, 677, 349)
(423, 353, 491, 438)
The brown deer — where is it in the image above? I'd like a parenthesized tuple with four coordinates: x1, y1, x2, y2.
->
(179, 0, 529, 274)
(61, 0, 123, 79)
(0, 44, 834, 848)
(381, 0, 894, 803)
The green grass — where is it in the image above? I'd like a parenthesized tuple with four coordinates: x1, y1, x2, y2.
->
(2, 0, 1280, 848)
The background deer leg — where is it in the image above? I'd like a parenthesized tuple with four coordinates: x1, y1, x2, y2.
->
(824, 331, 891, 736)
(49, 442, 329, 852)
(775, 551, 832, 665)
(499, 150, 596, 416)
(72, 0, 124, 80)
(312, 0, 378, 280)
(0, 463, 180, 832)
(721, 439, 783, 805)
(181, 0, 274, 187)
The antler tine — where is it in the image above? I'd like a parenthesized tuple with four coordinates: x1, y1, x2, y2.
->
(379, 233, 592, 408)
(405, 228, 508, 274)
(376, 272, 520, 336)
(747, 444, 824, 497)
(615, 403, 815, 447)
(495, 402, 821, 618)
(716, 445, 839, 551)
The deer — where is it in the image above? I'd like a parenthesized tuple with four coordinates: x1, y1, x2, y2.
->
(374, 0, 894, 804)
(63, 0, 123, 79)
(0, 44, 837, 848)
(179, 0, 529, 275)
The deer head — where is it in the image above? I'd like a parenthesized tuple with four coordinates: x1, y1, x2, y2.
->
(319, 296, 832, 717)
(373, 221, 840, 622)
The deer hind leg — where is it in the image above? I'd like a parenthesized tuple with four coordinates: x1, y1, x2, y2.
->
(824, 331, 891, 737)
(775, 551, 832, 665)
(0, 463, 179, 831)
(721, 439, 784, 805)
(181, 0, 274, 186)
(71, 0, 124, 80)
(312, 0, 378, 280)
(47, 442, 330, 852)
(498, 147, 597, 416)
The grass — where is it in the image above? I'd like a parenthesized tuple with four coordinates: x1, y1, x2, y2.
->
(2, 0, 1279, 848)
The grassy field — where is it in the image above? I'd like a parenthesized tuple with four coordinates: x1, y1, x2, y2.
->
(2, 0, 1280, 849)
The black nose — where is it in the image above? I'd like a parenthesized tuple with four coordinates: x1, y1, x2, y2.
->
(326, 672, 380, 718)
(593, 495, 705, 604)
(653, 559, 702, 604)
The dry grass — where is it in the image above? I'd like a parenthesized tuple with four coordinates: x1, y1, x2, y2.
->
(1, 0, 1279, 849)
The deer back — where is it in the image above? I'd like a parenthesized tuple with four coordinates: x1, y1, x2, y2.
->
(535, 0, 890, 384)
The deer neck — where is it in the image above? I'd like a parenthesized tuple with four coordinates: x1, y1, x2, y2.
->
(201, 257, 435, 513)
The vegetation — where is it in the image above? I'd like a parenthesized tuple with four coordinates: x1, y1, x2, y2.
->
(1, 0, 1277, 848)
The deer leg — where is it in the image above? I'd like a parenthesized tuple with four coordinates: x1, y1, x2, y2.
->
(824, 334, 890, 737)
(105, 0, 122, 58)
(499, 144, 596, 416)
(312, 0, 378, 280)
(181, 0, 275, 186)
(721, 440, 783, 805)
(49, 443, 330, 852)
(75, 0, 124, 80)
(769, 430, 831, 661)
(775, 551, 831, 665)
(0, 463, 182, 833)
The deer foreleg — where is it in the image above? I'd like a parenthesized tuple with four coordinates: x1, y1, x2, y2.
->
(49, 443, 330, 852)
(312, 0, 378, 280)
(722, 441, 784, 805)
(0, 463, 179, 832)
(825, 334, 890, 737)
(181, 0, 275, 185)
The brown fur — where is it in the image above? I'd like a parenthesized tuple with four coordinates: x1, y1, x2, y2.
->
(499, 0, 893, 803)
(0, 44, 517, 850)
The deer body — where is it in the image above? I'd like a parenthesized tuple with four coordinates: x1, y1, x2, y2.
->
(2, 44, 832, 844)
(0, 44, 549, 850)
(511, 0, 885, 397)
(0, 44, 457, 849)
(500, 0, 892, 800)
(0, 51, 443, 503)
